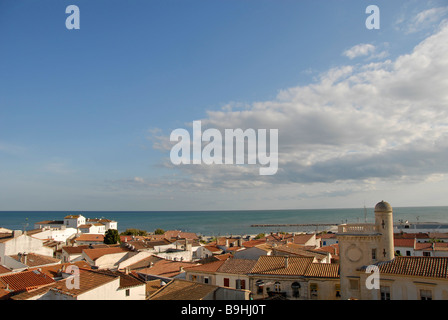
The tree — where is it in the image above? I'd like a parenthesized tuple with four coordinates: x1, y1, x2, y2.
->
(254, 233, 265, 240)
(154, 228, 165, 235)
(120, 228, 147, 236)
(104, 229, 120, 244)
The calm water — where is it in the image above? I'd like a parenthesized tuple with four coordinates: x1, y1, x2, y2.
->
(1, 206, 448, 236)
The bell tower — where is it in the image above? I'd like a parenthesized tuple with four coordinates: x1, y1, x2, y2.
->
(374, 200, 394, 261)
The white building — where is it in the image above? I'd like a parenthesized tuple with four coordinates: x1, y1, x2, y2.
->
(0, 231, 54, 267)
(64, 215, 86, 229)
(10, 268, 146, 300)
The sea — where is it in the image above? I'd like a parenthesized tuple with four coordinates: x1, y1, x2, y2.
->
(1, 206, 448, 237)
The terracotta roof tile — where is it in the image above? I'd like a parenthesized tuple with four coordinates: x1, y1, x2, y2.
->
(163, 230, 198, 240)
(137, 259, 198, 278)
(394, 239, 415, 248)
(0, 265, 11, 275)
(74, 234, 105, 242)
(250, 256, 314, 275)
(366, 256, 448, 279)
(217, 259, 257, 274)
(0, 270, 55, 292)
(303, 263, 339, 278)
(83, 247, 129, 261)
(9, 253, 61, 267)
(150, 279, 217, 300)
(184, 260, 225, 273)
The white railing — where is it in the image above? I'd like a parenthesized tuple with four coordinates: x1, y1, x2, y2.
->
(338, 223, 378, 234)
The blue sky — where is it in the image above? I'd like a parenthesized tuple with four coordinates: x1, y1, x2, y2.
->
(1, 0, 448, 210)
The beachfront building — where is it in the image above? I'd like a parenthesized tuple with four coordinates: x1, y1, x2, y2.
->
(64, 215, 86, 229)
(86, 218, 118, 231)
(78, 223, 106, 235)
(27, 227, 78, 243)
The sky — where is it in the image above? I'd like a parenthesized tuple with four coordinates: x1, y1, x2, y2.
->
(0, 0, 448, 211)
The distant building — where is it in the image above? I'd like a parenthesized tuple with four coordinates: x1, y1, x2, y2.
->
(64, 215, 86, 229)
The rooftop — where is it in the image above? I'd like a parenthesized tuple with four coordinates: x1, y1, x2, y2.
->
(150, 279, 218, 300)
(361, 256, 448, 279)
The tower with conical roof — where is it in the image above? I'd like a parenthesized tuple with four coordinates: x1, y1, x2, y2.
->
(337, 200, 395, 300)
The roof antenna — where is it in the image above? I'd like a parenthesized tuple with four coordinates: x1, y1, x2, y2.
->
(364, 201, 367, 223)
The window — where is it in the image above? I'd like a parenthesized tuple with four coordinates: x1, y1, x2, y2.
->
(125, 289, 130, 297)
(291, 282, 300, 298)
(420, 289, 432, 300)
(372, 248, 377, 261)
(380, 286, 390, 300)
(274, 282, 281, 292)
(256, 280, 263, 294)
(191, 275, 197, 282)
(406, 251, 411, 256)
(310, 283, 318, 299)
(335, 284, 341, 298)
(236, 279, 246, 290)
(349, 279, 359, 290)
(223, 278, 230, 287)
(204, 277, 209, 284)
(423, 252, 431, 257)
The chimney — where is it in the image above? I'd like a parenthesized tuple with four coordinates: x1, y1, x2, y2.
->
(23, 253, 28, 265)
(226, 239, 229, 247)
(285, 256, 289, 269)
(13, 230, 22, 238)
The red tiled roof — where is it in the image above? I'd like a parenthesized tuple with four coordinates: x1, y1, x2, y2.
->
(394, 233, 429, 239)
(242, 239, 266, 248)
(83, 247, 129, 261)
(164, 230, 198, 240)
(250, 256, 314, 275)
(292, 234, 315, 245)
(394, 239, 415, 248)
(317, 233, 337, 239)
(74, 234, 104, 242)
(184, 260, 226, 273)
(137, 259, 198, 278)
(303, 263, 339, 278)
(373, 256, 448, 279)
(315, 244, 339, 256)
(29, 261, 91, 279)
(203, 245, 223, 253)
(217, 259, 257, 275)
(9, 253, 60, 267)
(62, 244, 109, 255)
(0, 270, 55, 292)
(11, 268, 119, 300)
(0, 265, 11, 274)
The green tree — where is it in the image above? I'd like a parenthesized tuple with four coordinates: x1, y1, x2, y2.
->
(254, 233, 265, 240)
(120, 228, 147, 236)
(104, 229, 120, 244)
(154, 228, 165, 235)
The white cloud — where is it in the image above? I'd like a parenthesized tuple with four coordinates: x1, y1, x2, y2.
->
(404, 6, 448, 34)
(144, 20, 448, 207)
(343, 44, 376, 59)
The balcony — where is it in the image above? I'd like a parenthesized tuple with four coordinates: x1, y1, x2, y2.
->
(338, 223, 378, 235)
